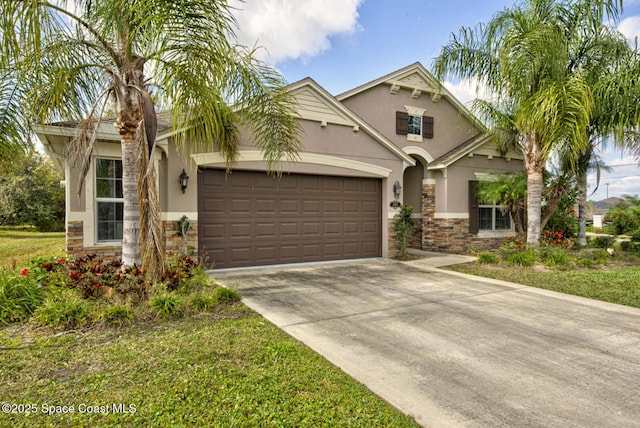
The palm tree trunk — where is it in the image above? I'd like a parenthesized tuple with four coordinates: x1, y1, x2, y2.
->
(527, 169, 544, 245)
(121, 137, 141, 265)
(576, 168, 588, 247)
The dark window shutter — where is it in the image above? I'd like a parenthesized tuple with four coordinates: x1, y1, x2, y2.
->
(396, 111, 408, 135)
(468, 181, 479, 234)
(423, 116, 434, 138)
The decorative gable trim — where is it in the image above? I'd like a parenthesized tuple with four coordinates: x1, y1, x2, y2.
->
(336, 62, 485, 132)
(291, 86, 356, 128)
(288, 78, 415, 166)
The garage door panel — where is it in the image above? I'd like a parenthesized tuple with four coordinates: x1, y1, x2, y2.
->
(324, 222, 341, 235)
(343, 179, 360, 192)
(230, 199, 252, 214)
(202, 224, 226, 239)
(256, 199, 277, 214)
(230, 223, 252, 238)
(344, 201, 360, 213)
(256, 223, 277, 237)
(302, 176, 321, 191)
(303, 200, 320, 214)
(280, 200, 299, 213)
(344, 222, 360, 234)
(281, 222, 299, 236)
(199, 169, 381, 268)
(324, 200, 341, 213)
(201, 198, 225, 213)
(362, 221, 378, 233)
(324, 179, 341, 192)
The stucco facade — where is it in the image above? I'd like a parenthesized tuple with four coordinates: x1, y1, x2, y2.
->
(38, 62, 524, 268)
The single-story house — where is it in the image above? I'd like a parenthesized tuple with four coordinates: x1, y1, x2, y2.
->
(37, 62, 524, 269)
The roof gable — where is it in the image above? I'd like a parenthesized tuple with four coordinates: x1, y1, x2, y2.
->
(427, 133, 523, 170)
(288, 78, 415, 166)
(336, 62, 485, 132)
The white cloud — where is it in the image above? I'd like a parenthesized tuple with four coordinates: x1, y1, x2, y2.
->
(617, 15, 640, 41)
(443, 77, 497, 108)
(230, 0, 363, 64)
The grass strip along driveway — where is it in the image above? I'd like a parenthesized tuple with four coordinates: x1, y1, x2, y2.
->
(447, 263, 640, 309)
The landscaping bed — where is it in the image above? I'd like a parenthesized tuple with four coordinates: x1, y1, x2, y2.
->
(446, 240, 640, 309)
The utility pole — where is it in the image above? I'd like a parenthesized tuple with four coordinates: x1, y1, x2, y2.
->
(605, 183, 610, 199)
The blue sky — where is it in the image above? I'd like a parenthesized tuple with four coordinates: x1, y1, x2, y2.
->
(232, 0, 640, 201)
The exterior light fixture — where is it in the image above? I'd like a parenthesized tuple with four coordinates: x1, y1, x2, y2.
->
(393, 180, 402, 200)
(179, 169, 189, 194)
(390, 180, 402, 208)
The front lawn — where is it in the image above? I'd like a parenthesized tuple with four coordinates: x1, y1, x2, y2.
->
(0, 227, 65, 270)
(446, 247, 640, 308)
(0, 309, 417, 427)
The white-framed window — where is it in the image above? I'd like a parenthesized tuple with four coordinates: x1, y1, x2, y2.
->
(478, 204, 511, 231)
(95, 158, 123, 242)
(407, 114, 422, 136)
(396, 106, 434, 141)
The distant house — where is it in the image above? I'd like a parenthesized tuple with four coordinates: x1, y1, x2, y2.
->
(37, 62, 524, 269)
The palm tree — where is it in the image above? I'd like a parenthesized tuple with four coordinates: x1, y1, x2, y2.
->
(474, 172, 527, 234)
(433, 0, 622, 245)
(559, 0, 639, 247)
(0, 0, 301, 278)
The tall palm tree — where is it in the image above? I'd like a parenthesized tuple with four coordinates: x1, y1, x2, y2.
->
(433, 0, 622, 245)
(0, 0, 301, 278)
(559, 0, 639, 247)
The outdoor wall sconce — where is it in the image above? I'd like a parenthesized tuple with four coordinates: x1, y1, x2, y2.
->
(179, 169, 189, 194)
(393, 180, 402, 200)
(390, 180, 402, 208)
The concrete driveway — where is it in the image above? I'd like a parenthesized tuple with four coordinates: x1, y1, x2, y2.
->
(212, 257, 640, 427)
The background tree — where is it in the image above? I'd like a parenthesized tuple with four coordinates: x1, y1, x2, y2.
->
(604, 195, 640, 235)
(433, 0, 623, 245)
(0, 0, 301, 278)
(559, 0, 640, 247)
(0, 147, 65, 232)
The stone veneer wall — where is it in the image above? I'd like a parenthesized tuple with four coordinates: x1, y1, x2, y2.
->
(420, 183, 507, 253)
(66, 220, 199, 259)
(164, 220, 199, 256)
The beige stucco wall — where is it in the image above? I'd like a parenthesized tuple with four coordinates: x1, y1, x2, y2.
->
(193, 118, 408, 258)
(433, 155, 525, 214)
(340, 85, 480, 159)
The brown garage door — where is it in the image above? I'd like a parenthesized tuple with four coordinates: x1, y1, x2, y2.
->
(198, 169, 381, 268)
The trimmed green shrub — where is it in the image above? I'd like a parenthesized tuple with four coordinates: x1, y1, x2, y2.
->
(151, 293, 183, 318)
(620, 241, 640, 253)
(191, 294, 216, 311)
(506, 249, 536, 267)
(32, 289, 92, 328)
(589, 235, 616, 249)
(540, 247, 569, 267)
(213, 287, 241, 304)
(0, 271, 46, 324)
(477, 252, 498, 264)
(574, 249, 610, 267)
(393, 204, 416, 259)
(98, 304, 134, 327)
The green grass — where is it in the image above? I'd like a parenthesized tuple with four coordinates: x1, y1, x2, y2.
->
(0, 227, 65, 270)
(447, 263, 640, 308)
(0, 229, 417, 427)
(0, 307, 418, 427)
